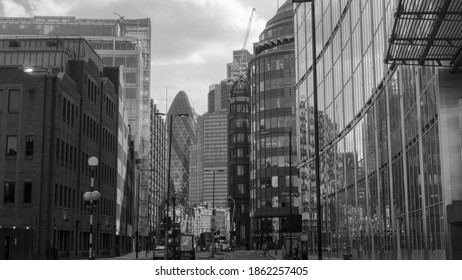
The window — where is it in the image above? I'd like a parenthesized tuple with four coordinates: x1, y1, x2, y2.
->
(126, 88, 137, 99)
(24, 182, 32, 203)
(26, 135, 34, 156)
(125, 73, 137, 83)
(8, 89, 20, 112)
(0, 89, 3, 112)
(237, 184, 245, 194)
(6, 135, 18, 157)
(4, 182, 15, 204)
(126, 57, 138, 68)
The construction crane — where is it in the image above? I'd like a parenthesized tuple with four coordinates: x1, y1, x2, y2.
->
(231, 7, 255, 81)
(242, 8, 256, 52)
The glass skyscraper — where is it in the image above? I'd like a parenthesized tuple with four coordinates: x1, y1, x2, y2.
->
(249, 1, 300, 250)
(295, 0, 462, 260)
(167, 91, 198, 206)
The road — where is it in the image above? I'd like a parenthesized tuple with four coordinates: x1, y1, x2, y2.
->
(195, 250, 276, 260)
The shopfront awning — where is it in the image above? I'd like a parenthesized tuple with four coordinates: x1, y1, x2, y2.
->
(385, 0, 462, 71)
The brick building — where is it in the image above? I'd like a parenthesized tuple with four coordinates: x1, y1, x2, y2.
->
(0, 37, 126, 259)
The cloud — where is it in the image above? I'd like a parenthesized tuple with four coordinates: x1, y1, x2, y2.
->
(0, 0, 29, 16)
(0, 0, 276, 114)
(145, 0, 268, 113)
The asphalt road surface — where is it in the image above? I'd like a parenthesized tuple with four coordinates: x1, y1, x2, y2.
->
(196, 250, 274, 260)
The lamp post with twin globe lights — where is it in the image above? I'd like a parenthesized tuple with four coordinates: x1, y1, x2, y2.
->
(155, 112, 189, 259)
(83, 156, 101, 260)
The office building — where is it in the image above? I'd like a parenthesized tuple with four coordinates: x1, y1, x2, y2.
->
(249, 1, 300, 250)
(227, 49, 252, 80)
(0, 37, 122, 259)
(0, 16, 152, 242)
(295, 0, 462, 259)
(167, 91, 198, 207)
(203, 112, 228, 209)
(149, 101, 167, 244)
(228, 76, 251, 248)
(189, 115, 204, 207)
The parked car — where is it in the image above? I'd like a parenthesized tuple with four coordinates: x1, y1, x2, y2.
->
(153, 246, 165, 260)
(222, 243, 231, 252)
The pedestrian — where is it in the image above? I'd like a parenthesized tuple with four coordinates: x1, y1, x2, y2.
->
(262, 242, 267, 256)
(294, 241, 300, 259)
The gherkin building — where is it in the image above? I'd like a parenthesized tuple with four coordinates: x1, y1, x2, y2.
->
(167, 91, 198, 206)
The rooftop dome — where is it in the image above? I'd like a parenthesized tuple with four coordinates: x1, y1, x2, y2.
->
(168, 90, 196, 116)
(266, 0, 294, 27)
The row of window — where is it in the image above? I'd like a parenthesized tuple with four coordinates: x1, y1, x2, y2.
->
(54, 183, 76, 209)
(229, 165, 248, 176)
(56, 138, 77, 168)
(87, 78, 99, 104)
(230, 133, 249, 144)
(230, 103, 249, 114)
(61, 95, 76, 126)
(253, 115, 296, 131)
(3, 181, 32, 204)
(54, 230, 113, 254)
(230, 148, 249, 159)
(91, 41, 137, 52)
(0, 88, 19, 113)
(102, 127, 116, 153)
(100, 161, 116, 186)
(100, 55, 138, 69)
(4, 135, 34, 158)
(104, 94, 115, 120)
(253, 95, 296, 113)
(82, 113, 99, 142)
(52, 182, 114, 217)
(82, 112, 116, 152)
(254, 175, 298, 189)
(230, 118, 249, 129)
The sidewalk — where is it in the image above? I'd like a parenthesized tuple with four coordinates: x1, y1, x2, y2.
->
(265, 250, 343, 260)
(99, 250, 154, 260)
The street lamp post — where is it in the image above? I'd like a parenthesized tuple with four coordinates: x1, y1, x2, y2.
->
(155, 112, 189, 260)
(83, 156, 101, 260)
(204, 169, 225, 258)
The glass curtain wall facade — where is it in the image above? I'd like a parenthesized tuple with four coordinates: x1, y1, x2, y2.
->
(295, 0, 462, 260)
(249, 1, 300, 250)
(167, 91, 198, 206)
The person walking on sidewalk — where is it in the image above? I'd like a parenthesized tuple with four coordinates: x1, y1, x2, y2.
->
(262, 242, 268, 256)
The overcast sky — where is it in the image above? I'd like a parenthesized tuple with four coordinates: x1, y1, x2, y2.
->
(0, 0, 287, 114)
